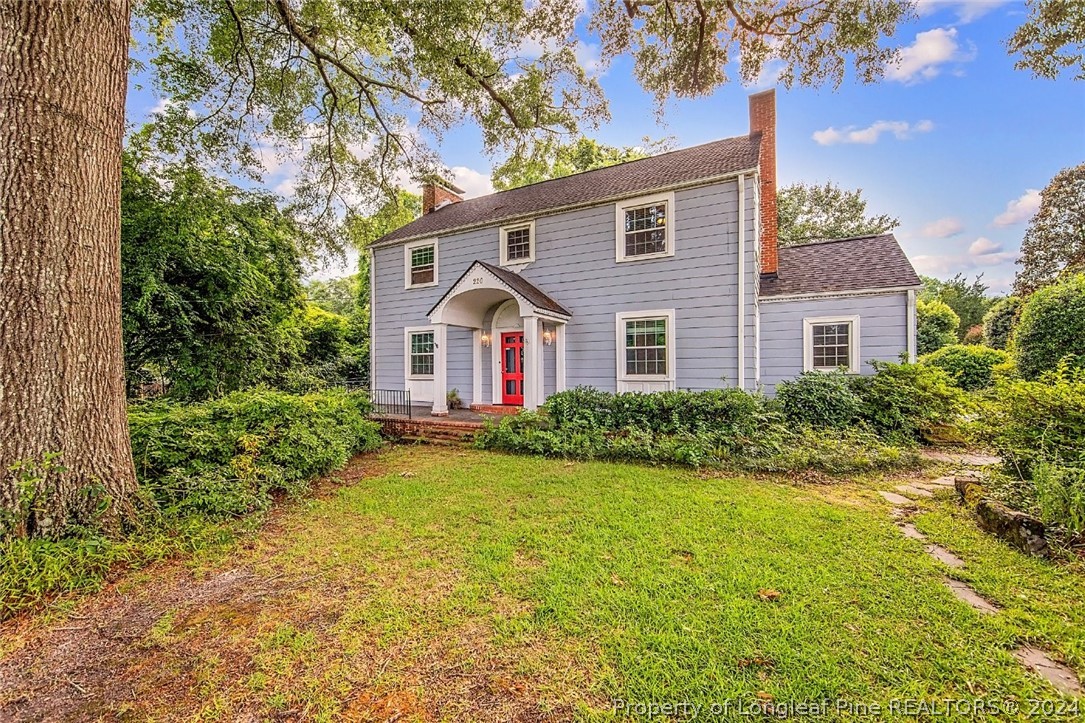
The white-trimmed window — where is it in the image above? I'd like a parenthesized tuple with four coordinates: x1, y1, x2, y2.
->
(500, 221, 535, 265)
(615, 191, 675, 262)
(616, 309, 676, 389)
(404, 239, 438, 288)
(803, 316, 860, 373)
(406, 329, 435, 377)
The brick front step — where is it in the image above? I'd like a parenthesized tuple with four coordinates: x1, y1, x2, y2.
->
(372, 416, 483, 446)
(469, 404, 522, 416)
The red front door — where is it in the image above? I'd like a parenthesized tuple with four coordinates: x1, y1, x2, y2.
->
(501, 332, 524, 405)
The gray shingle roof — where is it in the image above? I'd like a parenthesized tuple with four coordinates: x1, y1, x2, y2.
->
(759, 234, 921, 297)
(428, 260, 571, 318)
(379, 134, 762, 245)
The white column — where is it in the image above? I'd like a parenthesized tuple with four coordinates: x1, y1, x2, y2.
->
(523, 315, 539, 410)
(471, 328, 483, 407)
(432, 323, 449, 416)
(555, 322, 566, 393)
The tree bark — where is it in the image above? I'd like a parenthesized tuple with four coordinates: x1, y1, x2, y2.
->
(0, 0, 136, 537)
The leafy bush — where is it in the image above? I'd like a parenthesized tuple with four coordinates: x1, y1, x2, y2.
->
(776, 371, 863, 428)
(736, 427, 920, 475)
(1032, 462, 1085, 534)
(850, 361, 966, 443)
(129, 388, 381, 518)
(922, 344, 1011, 391)
(1013, 273, 1085, 379)
(544, 387, 776, 438)
(984, 363, 1085, 472)
(476, 413, 917, 475)
(982, 296, 1020, 350)
(917, 299, 960, 354)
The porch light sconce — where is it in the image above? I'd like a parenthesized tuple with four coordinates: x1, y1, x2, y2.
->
(480, 332, 491, 348)
(542, 327, 554, 346)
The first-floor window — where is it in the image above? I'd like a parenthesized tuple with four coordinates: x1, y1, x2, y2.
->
(804, 316, 859, 373)
(409, 331, 435, 376)
(624, 316, 668, 376)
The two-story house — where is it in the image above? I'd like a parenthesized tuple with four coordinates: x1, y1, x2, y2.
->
(369, 90, 921, 416)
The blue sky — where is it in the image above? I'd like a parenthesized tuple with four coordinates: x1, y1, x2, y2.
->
(128, 1, 1084, 292)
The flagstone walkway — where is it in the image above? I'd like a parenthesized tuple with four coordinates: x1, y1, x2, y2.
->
(878, 453, 1083, 698)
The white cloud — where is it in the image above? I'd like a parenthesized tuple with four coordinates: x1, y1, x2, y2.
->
(886, 27, 977, 84)
(450, 166, 494, 198)
(812, 119, 934, 146)
(574, 40, 603, 75)
(915, 0, 1013, 23)
(922, 216, 965, 238)
(993, 188, 1041, 227)
(911, 236, 1019, 275)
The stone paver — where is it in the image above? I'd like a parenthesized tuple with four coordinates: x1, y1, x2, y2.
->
(1014, 645, 1083, 698)
(896, 484, 934, 498)
(925, 543, 965, 568)
(897, 523, 927, 541)
(944, 577, 999, 614)
(878, 491, 916, 506)
(920, 450, 1002, 466)
(927, 476, 957, 488)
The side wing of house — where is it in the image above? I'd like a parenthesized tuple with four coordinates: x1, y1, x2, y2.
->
(758, 291, 916, 394)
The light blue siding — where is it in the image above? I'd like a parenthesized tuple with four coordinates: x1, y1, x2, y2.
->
(759, 292, 911, 394)
(372, 175, 759, 399)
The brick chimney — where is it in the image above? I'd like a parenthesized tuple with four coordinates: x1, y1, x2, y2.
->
(421, 176, 465, 215)
(749, 89, 778, 276)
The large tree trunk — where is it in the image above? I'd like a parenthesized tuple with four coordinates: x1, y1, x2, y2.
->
(0, 0, 136, 537)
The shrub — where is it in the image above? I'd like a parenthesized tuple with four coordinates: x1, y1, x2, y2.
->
(1013, 274, 1085, 379)
(1032, 462, 1085, 534)
(984, 363, 1085, 472)
(776, 371, 863, 428)
(922, 344, 1011, 391)
(962, 325, 985, 345)
(917, 299, 960, 354)
(129, 388, 381, 518)
(982, 296, 1020, 350)
(543, 387, 776, 439)
(736, 427, 920, 475)
(850, 361, 966, 443)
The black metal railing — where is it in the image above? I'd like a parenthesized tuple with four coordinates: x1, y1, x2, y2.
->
(370, 388, 412, 418)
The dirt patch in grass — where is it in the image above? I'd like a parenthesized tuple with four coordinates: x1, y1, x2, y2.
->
(0, 450, 588, 722)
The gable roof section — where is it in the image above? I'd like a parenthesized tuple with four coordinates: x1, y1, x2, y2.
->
(759, 234, 921, 298)
(427, 260, 571, 319)
(379, 135, 762, 246)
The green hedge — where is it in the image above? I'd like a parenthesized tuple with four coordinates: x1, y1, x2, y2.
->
(922, 344, 1010, 391)
(129, 388, 381, 518)
(478, 383, 923, 474)
(1014, 274, 1085, 379)
(776, 371, 863, 428)
(984, 364, 1085, 472)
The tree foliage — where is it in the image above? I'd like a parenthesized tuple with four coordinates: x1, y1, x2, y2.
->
(121, 151, 308, 400)
(135, 0, 914, 222)
(776, 181, 899, 245)
(1014, 273, 1085, 379)
(1014, 163, 1085, 296)
(920, 274, 997, 340)
(305, 276, 360, 317)
(917, 299, 959, 355)
(922, 344, 1010, 391)
(1007, 0, 1085, 81)
(982, 296, 1021, 350)
(492, 136, 673, 190)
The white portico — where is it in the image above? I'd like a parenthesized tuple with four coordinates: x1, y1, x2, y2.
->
(426, 261, 570, 416)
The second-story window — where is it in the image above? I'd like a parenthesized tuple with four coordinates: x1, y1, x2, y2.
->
(615, 192, 675, 262)
(405, 239, 438, 288)
(500, 221, 535, 265)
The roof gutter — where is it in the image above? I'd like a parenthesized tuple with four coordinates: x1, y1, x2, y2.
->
(370, 166, 760, 249)
(758, 284, 923, 303)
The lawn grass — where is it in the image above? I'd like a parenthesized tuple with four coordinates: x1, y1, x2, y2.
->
(5, 446, 1083, 721)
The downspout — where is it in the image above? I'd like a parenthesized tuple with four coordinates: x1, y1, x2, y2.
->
(737, 174, 746, 390)
(906, 289, 917, 362)
(368, 247, 376, 388)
